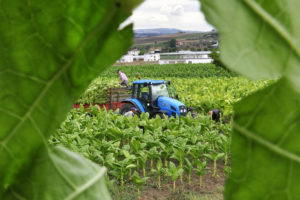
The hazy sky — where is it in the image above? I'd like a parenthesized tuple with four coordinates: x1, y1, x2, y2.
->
(122, 0, 214, 31)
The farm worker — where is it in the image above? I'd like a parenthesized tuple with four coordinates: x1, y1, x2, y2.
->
(117, 69, 129, 87)
(208, 109, 221, 122)
(124, 107, 140, 117)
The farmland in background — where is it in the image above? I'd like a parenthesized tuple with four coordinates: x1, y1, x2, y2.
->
(51, 63, 271, 199)
(133, 31, 218, 52)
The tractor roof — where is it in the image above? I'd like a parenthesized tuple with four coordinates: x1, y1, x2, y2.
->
(132, 80, 167, 85)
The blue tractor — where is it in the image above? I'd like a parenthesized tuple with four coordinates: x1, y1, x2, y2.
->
(120, 80, 196, 118)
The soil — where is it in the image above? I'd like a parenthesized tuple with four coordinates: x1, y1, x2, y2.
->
(111, 161, 226, 200)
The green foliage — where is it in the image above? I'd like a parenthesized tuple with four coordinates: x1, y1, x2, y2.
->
(194, 160, 209, 188)
(209, 49, 228, 71)
(184, 158, 194, 185)
(168, 38, 177, 52)
(132, 171, 149, 198)
(104, 63, 236, 78)
(138, 50, 145, 55)
(166, 162, 184, 192)
(201, 0, 300, 91)
(226, 79, 300, 199)
(166, 162, 184, 181)
(172, 77, 270, 116)
(201, 0, 300, 199)
(151, 158, 163, 189)
(0, 0, 142, 198)
(77, 78, 119, 104)
(169, 39, 177, 48)
(50, 106, 231, 193)
(77, 64, 269, 116)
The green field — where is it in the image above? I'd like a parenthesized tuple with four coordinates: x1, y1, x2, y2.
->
(52, 64, 270, 199)
(78, 64, 270, 116)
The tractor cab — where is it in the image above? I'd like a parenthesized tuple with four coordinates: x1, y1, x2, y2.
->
(132, 80, 169, 111)
(120, 79, 192, 118)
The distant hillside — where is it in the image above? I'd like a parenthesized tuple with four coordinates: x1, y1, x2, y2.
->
(132, 31, 218, 52)
(134, 28, 201, 37)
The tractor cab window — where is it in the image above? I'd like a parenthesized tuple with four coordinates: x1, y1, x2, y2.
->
(151, 84, 169, 101)
(132, 85, 138, 98)
(138, 84, 150, 111)
(139, 85, 150, 101)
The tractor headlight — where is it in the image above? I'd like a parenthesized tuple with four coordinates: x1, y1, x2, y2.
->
(179, 106, 187, 115)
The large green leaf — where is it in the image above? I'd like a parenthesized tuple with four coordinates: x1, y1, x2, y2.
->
(226, 79, 300, 199)
(201, 0, 300, 91)
(0, 0, 142, 198)
(4, 147, 111, 200)
(200, 0, 300, 199)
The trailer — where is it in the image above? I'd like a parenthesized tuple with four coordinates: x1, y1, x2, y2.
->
(73, 87, 131, 111)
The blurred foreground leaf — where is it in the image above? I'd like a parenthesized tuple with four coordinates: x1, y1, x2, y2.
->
(226, 79, 300, 199)
(201, 0, 300, 199)
(201, 0, 300, 91)
(0, 0, 142, 198)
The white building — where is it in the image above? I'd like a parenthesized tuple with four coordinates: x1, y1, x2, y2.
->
(128, 49, 140, 56)
(118, 55, 133, 63)
(118, 51, 160, 63)
(118, 50, 212, 64)
(132, 55, 145, 62)
(159, 51, 213, 64)
(144, 53, 160, 62)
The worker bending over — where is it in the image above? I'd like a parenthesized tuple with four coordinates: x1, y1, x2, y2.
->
(117, 69, 129, 87)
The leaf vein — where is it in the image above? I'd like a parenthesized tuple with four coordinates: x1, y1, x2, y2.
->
(244, 0, 300, 61)
(29, 116, 78, 190)
(1, 8, 116, 147)
(234, 123, 300, 163)
(64, 167, 107, 200)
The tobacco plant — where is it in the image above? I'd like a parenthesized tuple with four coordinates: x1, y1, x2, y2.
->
(165, 162, 184, 192)
(194, 160, 209, 188)
(132, 171, 149, 199)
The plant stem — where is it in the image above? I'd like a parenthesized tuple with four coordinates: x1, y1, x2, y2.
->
(158, 174, 161, 190)
(180, 174, 183, 183)
(180, 164, 183, 183)
(173, 180, 176, 192)
(188, 173, 191, 185)
(143, 167, 146, 177)
(199, 175, 202, 188)
(121, 172, 124, 192)
(150, 159, 153, 170)
(225, 154, 228, 166)
(213, 159, 217, 177)
(164, 158, 168, 167)
(137, 187, 141, 199)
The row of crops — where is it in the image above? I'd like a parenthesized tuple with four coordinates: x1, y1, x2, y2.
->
(77, 64, 271, 115)
(77, 77, 270, 116)
(101, 63, 237, 78)
(171, 77, 270, 116)
(50, 106, 231, 198)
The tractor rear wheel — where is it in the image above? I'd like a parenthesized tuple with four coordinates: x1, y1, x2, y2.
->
(120, 103, 136, 115)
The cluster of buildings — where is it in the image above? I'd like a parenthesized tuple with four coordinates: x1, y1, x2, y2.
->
(118, 49, 160, 63)
(117, 49, 213, 65)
